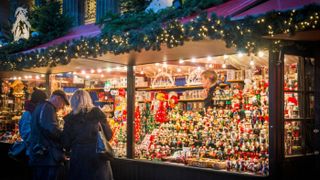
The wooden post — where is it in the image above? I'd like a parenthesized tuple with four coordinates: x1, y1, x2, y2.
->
(268, 50, 284, 178)
(45, 72, 51, 96)
(314, 48, 320, 171)
(127, 61, 135, 158)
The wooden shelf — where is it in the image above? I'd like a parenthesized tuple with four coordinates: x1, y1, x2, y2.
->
(137, 100, 152, 103)
(95, 100, 114, 103)
(227, 80, 244, 83)
(137, 86, 203, 91)
(179, 98, 205, 102)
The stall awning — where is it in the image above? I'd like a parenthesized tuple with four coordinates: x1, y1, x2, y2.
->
(233, 0, 320, 19)
(23, 23, 101, 53)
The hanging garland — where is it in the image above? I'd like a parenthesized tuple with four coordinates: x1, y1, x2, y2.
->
(0, 4, 319, 71)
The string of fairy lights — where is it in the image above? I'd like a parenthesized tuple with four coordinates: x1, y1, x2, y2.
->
(7, 50, 267, 81)
(0, 4, 319, 71)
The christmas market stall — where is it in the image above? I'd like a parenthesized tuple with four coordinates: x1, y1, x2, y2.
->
(0, 0, 319, 180)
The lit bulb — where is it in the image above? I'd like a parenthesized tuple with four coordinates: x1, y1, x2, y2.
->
(106, 68, 112, 72)
(250, 59, 255, 66)
(81, 70, 86, 74)
(224, 54, 229, 59)
(36, 75, 40, 80)
(207, 56, 212, 61)
(163, 62, 167, 68)
(13, 77, 17, 80)
(97, 69, 102, 73)
(90, 69, 95, 73)
(29, 75, 32, 79)
(140, 70, 144, 74)
(24, 75, 28, 79)
(191, 57, 196, 63)
(258, 51, 264, 57)
(179, 59, 184, 64)
(41, 74, 45, 77)
(116, 66, 120, 70)
(85, 75, 90, 79)
(209, 64, 213, 68)
(18, 77, 21, 80)
(222, 64, 227, 68)
(177, 68, 181, 72)
(155, 63, 160, 66)
(237, 52, 244, 58)
(197, 67, 201, 70)
(100, 74, 104, 78)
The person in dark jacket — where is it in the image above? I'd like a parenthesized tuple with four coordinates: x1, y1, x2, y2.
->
(28, 89, 69, 180)
(201, 70, 219, 110)
(19, 88, 47, 143)
(62, 89, 113, 180)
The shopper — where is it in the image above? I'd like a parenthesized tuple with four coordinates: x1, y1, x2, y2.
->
(19, 88, 47, 144)
(201, 70, 219, 110)
(28, 89, 69, 180)
(62, 89, 113, 180)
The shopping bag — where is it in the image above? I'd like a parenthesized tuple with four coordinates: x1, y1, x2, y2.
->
(96, 123, 114, 161)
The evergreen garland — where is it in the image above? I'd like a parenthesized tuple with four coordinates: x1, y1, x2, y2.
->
(0, 4, 319, 71)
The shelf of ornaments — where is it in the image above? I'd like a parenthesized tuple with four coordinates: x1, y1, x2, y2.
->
(134, 81, 269, 175)
(137, 85, 204, 91)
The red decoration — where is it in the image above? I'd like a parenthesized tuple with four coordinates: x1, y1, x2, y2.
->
(155, 101, 168, 123)
(134, 106, 141, 142)
(168, 95, 179, 108)
(118, 88, 126, 97)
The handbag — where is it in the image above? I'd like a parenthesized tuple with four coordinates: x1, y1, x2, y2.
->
(8, 140, 27, 162)
(96, 122, 114, 161)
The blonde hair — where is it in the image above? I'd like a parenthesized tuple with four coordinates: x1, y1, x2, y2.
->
(70, 89, 94, 115)
(201, 70, 218, 84)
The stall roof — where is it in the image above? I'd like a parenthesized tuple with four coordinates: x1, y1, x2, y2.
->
(23, 23, 101, 53)
(14, 0, 319, 74)
(233, 0, 320, 19)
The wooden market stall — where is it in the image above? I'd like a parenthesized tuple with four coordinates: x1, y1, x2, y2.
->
(0, 1, 319, 180)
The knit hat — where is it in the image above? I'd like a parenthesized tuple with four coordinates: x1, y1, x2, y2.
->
(31, 88, 48, 104)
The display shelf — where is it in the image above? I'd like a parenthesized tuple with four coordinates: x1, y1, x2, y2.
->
(179, 98, 205, 102)
(95, 100, 114, 103)
(227, 80, 244, 83)
(284, 118, 313, 121)
(137, 100, 152, 103)
(137, 86, 203, 91)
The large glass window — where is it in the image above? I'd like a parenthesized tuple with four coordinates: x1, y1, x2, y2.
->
(284, 56, 316, 157)
(127, 55, 270, 176)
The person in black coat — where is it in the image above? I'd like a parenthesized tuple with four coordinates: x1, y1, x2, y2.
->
(28, 90, 69, 180)
(62, 89, 113, 180)
(201, 70, 219, 110)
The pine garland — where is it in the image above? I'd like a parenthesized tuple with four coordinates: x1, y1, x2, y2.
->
(0, 4, 319, 71)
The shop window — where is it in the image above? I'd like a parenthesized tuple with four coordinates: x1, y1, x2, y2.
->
(284, 56, 316, 157)
(128, 57, 269, 176)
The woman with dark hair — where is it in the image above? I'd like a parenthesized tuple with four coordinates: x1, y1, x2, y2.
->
(201, 70, 219, 110)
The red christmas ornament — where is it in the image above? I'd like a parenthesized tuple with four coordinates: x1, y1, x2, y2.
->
(155, 101, 168, 123)
(118, 88, 126, 97)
